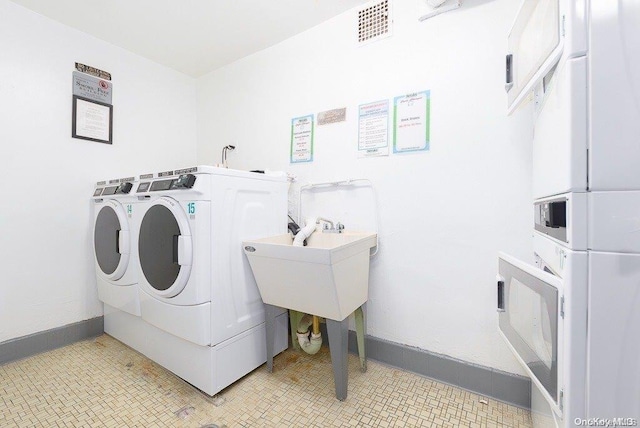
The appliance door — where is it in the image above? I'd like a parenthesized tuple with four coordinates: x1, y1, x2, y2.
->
(94, 200, 130, 281)
(532, 57, 588, 200)
(507, 0, 561, 113)
(138, 197, 193, 298)
(497, 252, 563, 416)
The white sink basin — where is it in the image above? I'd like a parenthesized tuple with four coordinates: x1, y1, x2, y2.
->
(243, 231, 377, 321)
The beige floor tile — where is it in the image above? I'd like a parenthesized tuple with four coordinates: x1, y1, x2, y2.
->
(0, 335, 532, 427)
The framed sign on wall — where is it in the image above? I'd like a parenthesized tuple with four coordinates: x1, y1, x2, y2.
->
(72, 95, 113, 144)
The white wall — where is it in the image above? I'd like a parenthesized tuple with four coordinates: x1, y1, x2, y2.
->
(197, 0, 533, 374)
(0, 0, 197, 342)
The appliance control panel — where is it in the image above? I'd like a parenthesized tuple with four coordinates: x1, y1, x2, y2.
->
(116, 182, 133, 194)
(172, 174, 196, 189)
(137, 174, 196, 193)
(93, 180, 134, 197)
(534, 198, 567, 242)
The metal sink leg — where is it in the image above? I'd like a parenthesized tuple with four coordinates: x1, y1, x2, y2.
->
(326, 317, 349, 401)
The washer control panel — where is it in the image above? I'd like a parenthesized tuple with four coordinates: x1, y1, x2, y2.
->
(93, 178, 134, 197)
(137, 174, 196, 193)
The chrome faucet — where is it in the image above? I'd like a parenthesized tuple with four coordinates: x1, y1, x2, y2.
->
(316, 218, 344, 233)
(316, 217, 334, 230)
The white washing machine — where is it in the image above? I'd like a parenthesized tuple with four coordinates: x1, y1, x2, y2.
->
(131, 166, 289, 395)
(92, 175, 140, 317)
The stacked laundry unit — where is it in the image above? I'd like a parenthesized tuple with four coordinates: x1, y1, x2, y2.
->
(498, 1, 639, 426)
(93, 166, 289, 395)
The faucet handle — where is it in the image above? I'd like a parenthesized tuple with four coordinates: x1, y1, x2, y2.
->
(336, 222, 345, 232)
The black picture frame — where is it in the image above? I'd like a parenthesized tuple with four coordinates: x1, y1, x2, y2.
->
(72, 95, 113, 144)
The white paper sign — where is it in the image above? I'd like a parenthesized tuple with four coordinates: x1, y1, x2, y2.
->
(393, 91, 430, 153)
(290, 115, 314, 163)
(358, 100, 390, 157)
(75, 98, 111, 142)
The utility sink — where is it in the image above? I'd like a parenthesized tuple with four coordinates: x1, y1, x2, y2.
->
(243, 231, 377, 321)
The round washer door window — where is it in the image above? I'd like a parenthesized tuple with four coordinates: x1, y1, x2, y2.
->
(94, 202, 129, 280)
(138, 198, 192, 296)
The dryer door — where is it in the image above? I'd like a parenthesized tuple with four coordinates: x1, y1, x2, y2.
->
(507, 0, 561, 113)
(497, 252, 563, 416)
(138, 197, 192, 298)
(94, 200, 130, 281)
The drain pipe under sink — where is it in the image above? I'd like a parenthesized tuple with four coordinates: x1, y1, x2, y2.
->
(292, 217, 322, 354)
(296, 314, 322, 355)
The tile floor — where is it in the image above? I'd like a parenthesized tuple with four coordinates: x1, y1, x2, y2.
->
(0, 335, 532, 427)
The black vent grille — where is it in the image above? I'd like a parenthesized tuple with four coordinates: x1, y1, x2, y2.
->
(358, 0, 390, 44)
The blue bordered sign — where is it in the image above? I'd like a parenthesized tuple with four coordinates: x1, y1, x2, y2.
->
(290, 115, 314, 163)
(393, 90, 430, 154)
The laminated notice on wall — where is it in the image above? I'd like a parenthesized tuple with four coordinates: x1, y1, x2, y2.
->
(290, 115, 314, 163)
(358, 100, 389, 157)
(393, 91, 430, 153)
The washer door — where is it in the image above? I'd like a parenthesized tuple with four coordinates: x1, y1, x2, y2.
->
(94, 200, 130, 281)
(138, 197, 192, 298)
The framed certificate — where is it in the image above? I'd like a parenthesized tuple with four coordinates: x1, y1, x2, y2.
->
(72, 95, 113, 144)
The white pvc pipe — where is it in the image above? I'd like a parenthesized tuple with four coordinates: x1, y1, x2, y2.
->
(296, 331, 322, 355)
(292, 217, 317, 247)
(296, 315, 322, 355)
(292, 221, 323, 354)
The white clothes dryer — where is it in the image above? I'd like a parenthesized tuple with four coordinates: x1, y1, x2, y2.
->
(131, 166, 289, 395)
(498, 193, 640, 426)
(92, 175, 140, 316)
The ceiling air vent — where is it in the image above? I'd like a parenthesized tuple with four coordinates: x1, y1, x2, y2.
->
(358, 0, 392, 45)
